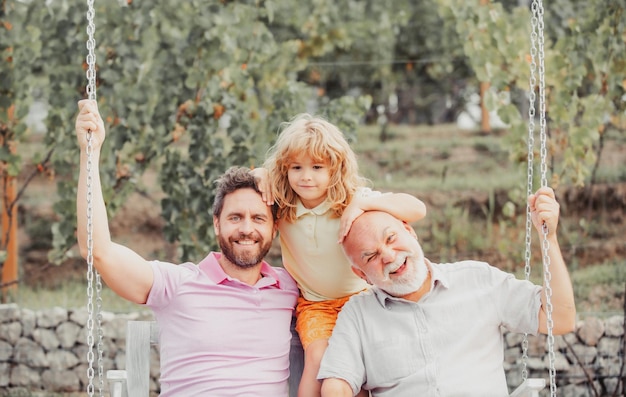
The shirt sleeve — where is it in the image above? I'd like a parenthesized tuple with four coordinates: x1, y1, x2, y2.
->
(492, 266, 542, 335)
(317, 300, 366, 395)
(355, 186, 385, 199)
(145, 260, 192, 310)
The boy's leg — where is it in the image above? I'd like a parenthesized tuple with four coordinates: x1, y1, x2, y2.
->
(298, 339, 328, 397)
(295, 295, 355, 397)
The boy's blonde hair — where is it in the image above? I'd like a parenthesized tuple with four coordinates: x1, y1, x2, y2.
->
(264, 113, 365, 223)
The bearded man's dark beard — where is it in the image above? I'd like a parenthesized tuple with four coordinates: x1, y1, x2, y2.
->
(218, 233, 272, 269)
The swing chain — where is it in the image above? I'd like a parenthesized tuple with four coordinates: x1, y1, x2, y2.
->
(85, 0, 103, 395)
(524, 0, 557, 395)
(533, 0, 548, 187)
(534, 1, 557, 395)
(85, 132, 95, 397)
(86, 0, 97, 101)
(541, 223, 557, 396)
(521, 0, 540, 381)
(96, 272, 104, 395)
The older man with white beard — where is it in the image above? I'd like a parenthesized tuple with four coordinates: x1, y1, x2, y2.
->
(318, 187, 576, 397)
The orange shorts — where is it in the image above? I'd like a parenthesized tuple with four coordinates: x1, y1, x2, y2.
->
(295, 294, 357, 350)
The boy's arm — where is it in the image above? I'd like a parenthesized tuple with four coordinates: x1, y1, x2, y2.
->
(339, 192, 427, 242)
(249, 167, 274, 206)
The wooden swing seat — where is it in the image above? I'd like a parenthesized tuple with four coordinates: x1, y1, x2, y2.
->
(107, 320, 545, 397)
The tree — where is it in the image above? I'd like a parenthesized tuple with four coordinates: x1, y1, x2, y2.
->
(0, 1, 55, 300)
(5, 0, 372, 275)
(6, 0, 623, 288)
(0, 1, 18, 300)
(438, 0, 625, 187)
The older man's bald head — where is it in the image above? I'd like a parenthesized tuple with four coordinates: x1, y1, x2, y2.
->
(342, 211, 413, 267)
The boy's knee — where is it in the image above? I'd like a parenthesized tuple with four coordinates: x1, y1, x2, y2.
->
(305, 339, 329, 365)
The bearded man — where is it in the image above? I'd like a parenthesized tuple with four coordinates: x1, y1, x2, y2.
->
(76, 100, 298, 396)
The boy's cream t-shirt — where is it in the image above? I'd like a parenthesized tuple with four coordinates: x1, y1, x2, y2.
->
(278, 187, 382, 301)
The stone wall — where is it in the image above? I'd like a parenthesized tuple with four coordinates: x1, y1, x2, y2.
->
(0, 303, 623, 396)
(504, 315, 625, 396)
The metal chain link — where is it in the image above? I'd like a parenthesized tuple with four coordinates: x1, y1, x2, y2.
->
(521, 1, 539, 381)
(86, 0, 97, 102)
(526, 1, 557, 395)
(85, 1, 103, 396)
(86, 131, 95, 397)
(96, 271, 104, 395)
(541, 224, 557, 397)
(535, 2, 557, 395)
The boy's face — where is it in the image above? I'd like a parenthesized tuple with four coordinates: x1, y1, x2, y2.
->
(287, 153, 331, 209)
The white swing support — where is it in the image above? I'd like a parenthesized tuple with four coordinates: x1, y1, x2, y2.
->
(107, 321, 158, 397)
(510, 379, 547, 397)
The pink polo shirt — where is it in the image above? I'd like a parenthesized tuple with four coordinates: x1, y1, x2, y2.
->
(146, 252, 299, 397)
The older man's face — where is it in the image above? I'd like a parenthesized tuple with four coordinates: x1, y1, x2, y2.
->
(343, 211, 428, 297)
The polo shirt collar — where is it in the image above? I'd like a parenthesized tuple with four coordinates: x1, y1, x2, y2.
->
(372, 260, 450, 308)
(198, 252, 282, 288)
(295, 199, 332, 218)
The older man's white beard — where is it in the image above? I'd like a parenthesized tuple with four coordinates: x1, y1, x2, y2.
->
(377, 247, 428, 297)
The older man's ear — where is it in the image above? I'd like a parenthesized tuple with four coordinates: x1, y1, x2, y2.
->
(402, 220, 419, 240)
(351, 266, 370, 284)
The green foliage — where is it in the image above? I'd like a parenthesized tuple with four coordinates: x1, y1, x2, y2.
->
(1, 2, 31, 173)
(438, 0, 626, 188)
(4, 0, 625, 266)
(293, 0, 412, 98)
(6, 0, 373, 264)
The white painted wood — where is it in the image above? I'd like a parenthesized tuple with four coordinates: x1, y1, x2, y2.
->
(510, 378, 546, 397)
(106, 370, 128, 397)
(106, 321, 157, 397)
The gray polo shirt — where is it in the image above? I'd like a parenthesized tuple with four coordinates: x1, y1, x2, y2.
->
(318, 260, 541, 397)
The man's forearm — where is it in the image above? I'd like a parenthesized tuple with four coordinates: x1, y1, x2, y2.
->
(540, 237, 576, 334)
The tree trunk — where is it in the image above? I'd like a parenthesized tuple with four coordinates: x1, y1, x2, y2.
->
(1, 171, 18, 302)
(479, 0, 491, 134)
(480, 81, 491, 134)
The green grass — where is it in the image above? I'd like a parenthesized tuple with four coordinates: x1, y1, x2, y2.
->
(15, 281, 139, 313)
(354, 123, 523, 192)
(508, 260, 626, 317)
(355, 123, 626, 192)
(570, 260, 626, 315)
